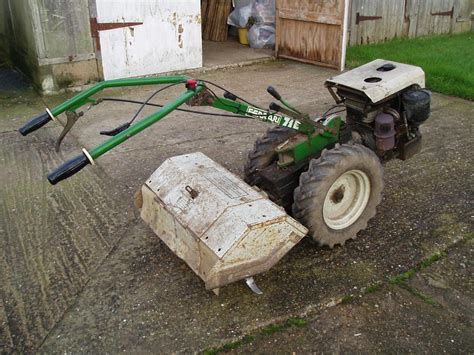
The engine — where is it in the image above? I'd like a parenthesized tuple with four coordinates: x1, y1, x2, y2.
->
(325, 59, 431, 161)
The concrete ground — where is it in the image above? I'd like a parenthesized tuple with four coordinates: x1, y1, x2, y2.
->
(0, 60, 473, 353)
(202, 39, 274, 69)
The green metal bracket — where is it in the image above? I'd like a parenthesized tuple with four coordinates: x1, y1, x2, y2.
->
(208, 96, 316, 135)
(276, 117, 341, 167)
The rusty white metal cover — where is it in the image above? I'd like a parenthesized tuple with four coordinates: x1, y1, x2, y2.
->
(326, 59, 425, 103)
(140, 152, 308, 291)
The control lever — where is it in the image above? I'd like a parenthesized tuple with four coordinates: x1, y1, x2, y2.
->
(269, 102, 282, 112)
(266, 85, 301, 114)
(267, 86, 282, 101)
(100, 122, 131, 136)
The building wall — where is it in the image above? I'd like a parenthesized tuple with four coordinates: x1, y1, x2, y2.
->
(1, 0, 100, 94)
(0, 0, 11, 62)
(32, 0, 100, 93)
(2, 0, 40, 82)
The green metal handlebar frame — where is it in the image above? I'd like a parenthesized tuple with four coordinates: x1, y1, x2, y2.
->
(49, 76, 193, 160)
(23, 76, 341, 182)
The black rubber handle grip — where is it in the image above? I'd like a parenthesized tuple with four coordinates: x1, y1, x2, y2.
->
(223, 91, 237, 101)
(269, 102, 282, 112)
(19, 112, 52, 136)
(267, 86, 282, 101)
(47, 153, 90, 185)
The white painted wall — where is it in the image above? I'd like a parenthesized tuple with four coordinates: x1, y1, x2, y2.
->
(96, 0, 202, 80)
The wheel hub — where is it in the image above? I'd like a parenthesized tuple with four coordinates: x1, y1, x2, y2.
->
(323, 169, 371, 230)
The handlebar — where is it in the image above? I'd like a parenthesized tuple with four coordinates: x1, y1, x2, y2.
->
(47, 153, 90, 185)
(19, 112, 52, 136)
(267, 86, 282, 101)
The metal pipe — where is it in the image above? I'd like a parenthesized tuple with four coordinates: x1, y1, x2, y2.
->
(51, 76, 190, 116)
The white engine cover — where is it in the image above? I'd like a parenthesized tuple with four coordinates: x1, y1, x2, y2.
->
(138, 152, 308, 291)
(326, 59, 425, 104)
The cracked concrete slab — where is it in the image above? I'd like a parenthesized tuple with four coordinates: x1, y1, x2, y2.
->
(232, 238, 473, 354)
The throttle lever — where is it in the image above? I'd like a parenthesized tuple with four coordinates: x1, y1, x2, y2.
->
(269, 102, 282, 112)
(100, 122, 131, 136)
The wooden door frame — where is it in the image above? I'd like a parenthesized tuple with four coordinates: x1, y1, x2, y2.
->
(275, 0, 349, 71)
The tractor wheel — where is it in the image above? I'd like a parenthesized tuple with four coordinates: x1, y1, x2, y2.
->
(244, 126, 297, 186)
(292, 143, 383, 248)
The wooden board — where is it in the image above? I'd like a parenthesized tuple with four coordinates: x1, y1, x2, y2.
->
(348, 0, 470, 46)
(276, 0, 349, 70)
(201, 0, 231, 42)
(348, 0, 405, 46)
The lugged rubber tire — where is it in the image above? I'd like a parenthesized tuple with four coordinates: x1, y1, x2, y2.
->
(244, 126, 297, 186)
(292, 143, 383, 248)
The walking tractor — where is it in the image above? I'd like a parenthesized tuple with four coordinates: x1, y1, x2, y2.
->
(19, 60, 431, 294)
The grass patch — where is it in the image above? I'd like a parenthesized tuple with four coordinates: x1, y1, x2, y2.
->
(346, 32, 474, 100)
(389, 250, 448, 285)
(400, 284, 440, 307)
(287, 317, 307, 327)
(261, 323, 285, 335)
(389, 268, 417, 285)
(364, 281, 383, 294)
(341, 295, 355, 304)
(463, 232, 474, 242)
(420, 251, 446, 269)
(203, 317, 308, 354)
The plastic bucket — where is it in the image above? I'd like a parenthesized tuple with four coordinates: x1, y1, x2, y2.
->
(238, 28, 249, 45)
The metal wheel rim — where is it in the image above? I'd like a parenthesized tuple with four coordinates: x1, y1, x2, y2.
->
(323, 169, 371, 230)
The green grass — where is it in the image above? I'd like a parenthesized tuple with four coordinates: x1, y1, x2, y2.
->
(400, 284, 440, 306)
(420, 251, 446, 269)
(341, 295, 355, 304)
(346, 32, 474, 100)
(261, 323, 286, 335)
(463, 232, 474, 242)
(203, 317, 308, 354)
(364, 281, 383, 294)
(389, 268, 417, 285)
(287, 317, 307, 327)
(389, 251, 448, 285)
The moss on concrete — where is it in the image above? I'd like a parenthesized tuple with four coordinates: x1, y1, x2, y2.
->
(203, 317, 309, 354)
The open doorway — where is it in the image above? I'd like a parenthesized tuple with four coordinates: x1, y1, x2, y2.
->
(201, 0, 275, 68)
